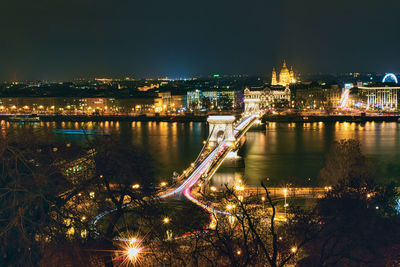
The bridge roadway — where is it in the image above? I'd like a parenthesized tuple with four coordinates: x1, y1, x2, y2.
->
(160, 114, 258, 199)
(158, 114, 259, 225)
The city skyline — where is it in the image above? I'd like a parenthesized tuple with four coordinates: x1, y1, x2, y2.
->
(1, 0, 400, 80)
(1, 1, 399, 266)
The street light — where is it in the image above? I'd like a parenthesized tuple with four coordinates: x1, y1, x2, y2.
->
(132, 184, 140, 189)
(291, 247, 297, 253)
(163, 217, 172, 240)
(226, 204, 235, 211)
(283, 188, 288, 218)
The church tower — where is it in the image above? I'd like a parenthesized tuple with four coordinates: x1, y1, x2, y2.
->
(271, 67, 278, 85)
(290, 66, 295, 83)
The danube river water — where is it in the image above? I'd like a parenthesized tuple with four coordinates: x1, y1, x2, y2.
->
(1, 120, 399, 186)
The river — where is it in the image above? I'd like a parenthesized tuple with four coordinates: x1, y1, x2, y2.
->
(1, 120, 399, 186)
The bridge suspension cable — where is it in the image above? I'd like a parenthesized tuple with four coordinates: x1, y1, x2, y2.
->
(193, 124, 215, 165)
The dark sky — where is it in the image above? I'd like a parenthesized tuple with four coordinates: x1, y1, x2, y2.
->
(1, 0, 400, 80)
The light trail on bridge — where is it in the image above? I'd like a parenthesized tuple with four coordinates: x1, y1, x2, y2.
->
(340, 88, 350, 108)
(179, 114, 259, 221)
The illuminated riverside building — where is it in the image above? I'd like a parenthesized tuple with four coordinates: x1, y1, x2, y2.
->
(244, 87, 291, 110)
(358, 86, 400, 110)
(271, 60, 297, 86)
(186, 90, 240, 110)
(292, 84, 342, 109)
(0, 97, 155, 114)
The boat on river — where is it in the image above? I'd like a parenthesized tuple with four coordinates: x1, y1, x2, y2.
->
(7, 114, 41, 123)
(52, 129, 109, 135)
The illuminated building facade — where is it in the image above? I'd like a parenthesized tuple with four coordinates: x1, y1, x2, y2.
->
(359, 86, 400, 110)
(244, 87, 291, 109)
(186, 90, 240, 110)
(0, 97, 155, 114)
(271, 60, 296, 86)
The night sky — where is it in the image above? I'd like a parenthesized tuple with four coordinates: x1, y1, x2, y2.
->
(1, 0, 400, 80)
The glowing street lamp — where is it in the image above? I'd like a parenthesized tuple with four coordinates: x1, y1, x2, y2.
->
(132, 184, 140, 189)
(291, 247, 297, 253)
(163, 217, 172, 240)
(283, 188, 288, 218)
(226, 204, 236, 211)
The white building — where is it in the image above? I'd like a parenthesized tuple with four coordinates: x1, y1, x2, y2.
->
(243, 87, 291, 111)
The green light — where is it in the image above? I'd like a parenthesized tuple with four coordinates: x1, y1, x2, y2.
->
(213, 74, 220, 78)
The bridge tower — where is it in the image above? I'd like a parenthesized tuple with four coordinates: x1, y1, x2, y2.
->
(244, 98, 260, 115)
(207, 115, 236, 147)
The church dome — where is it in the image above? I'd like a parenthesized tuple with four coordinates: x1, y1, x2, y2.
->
(271, 60, 297, 87)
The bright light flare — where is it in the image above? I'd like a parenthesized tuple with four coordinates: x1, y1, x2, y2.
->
(127, 246, 141, 261)
(226, 204, 236, 211)
(114, 236, 145, 266)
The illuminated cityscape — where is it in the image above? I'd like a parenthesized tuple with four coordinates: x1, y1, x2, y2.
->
(1, 0, 400, 266)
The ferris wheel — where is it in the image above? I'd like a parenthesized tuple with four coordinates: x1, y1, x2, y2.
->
(382, 73, 398, 84)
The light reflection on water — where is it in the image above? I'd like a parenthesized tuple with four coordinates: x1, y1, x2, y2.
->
(239, 121, 400, 186)
(1, 120, 399, 185)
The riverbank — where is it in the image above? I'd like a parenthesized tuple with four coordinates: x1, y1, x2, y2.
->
(262, 114, 400, 123)
(0, 114, 210, 122)
(1, 113, 400, 123)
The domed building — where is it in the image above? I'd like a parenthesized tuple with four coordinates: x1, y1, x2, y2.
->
(271, 60, 296, 86)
